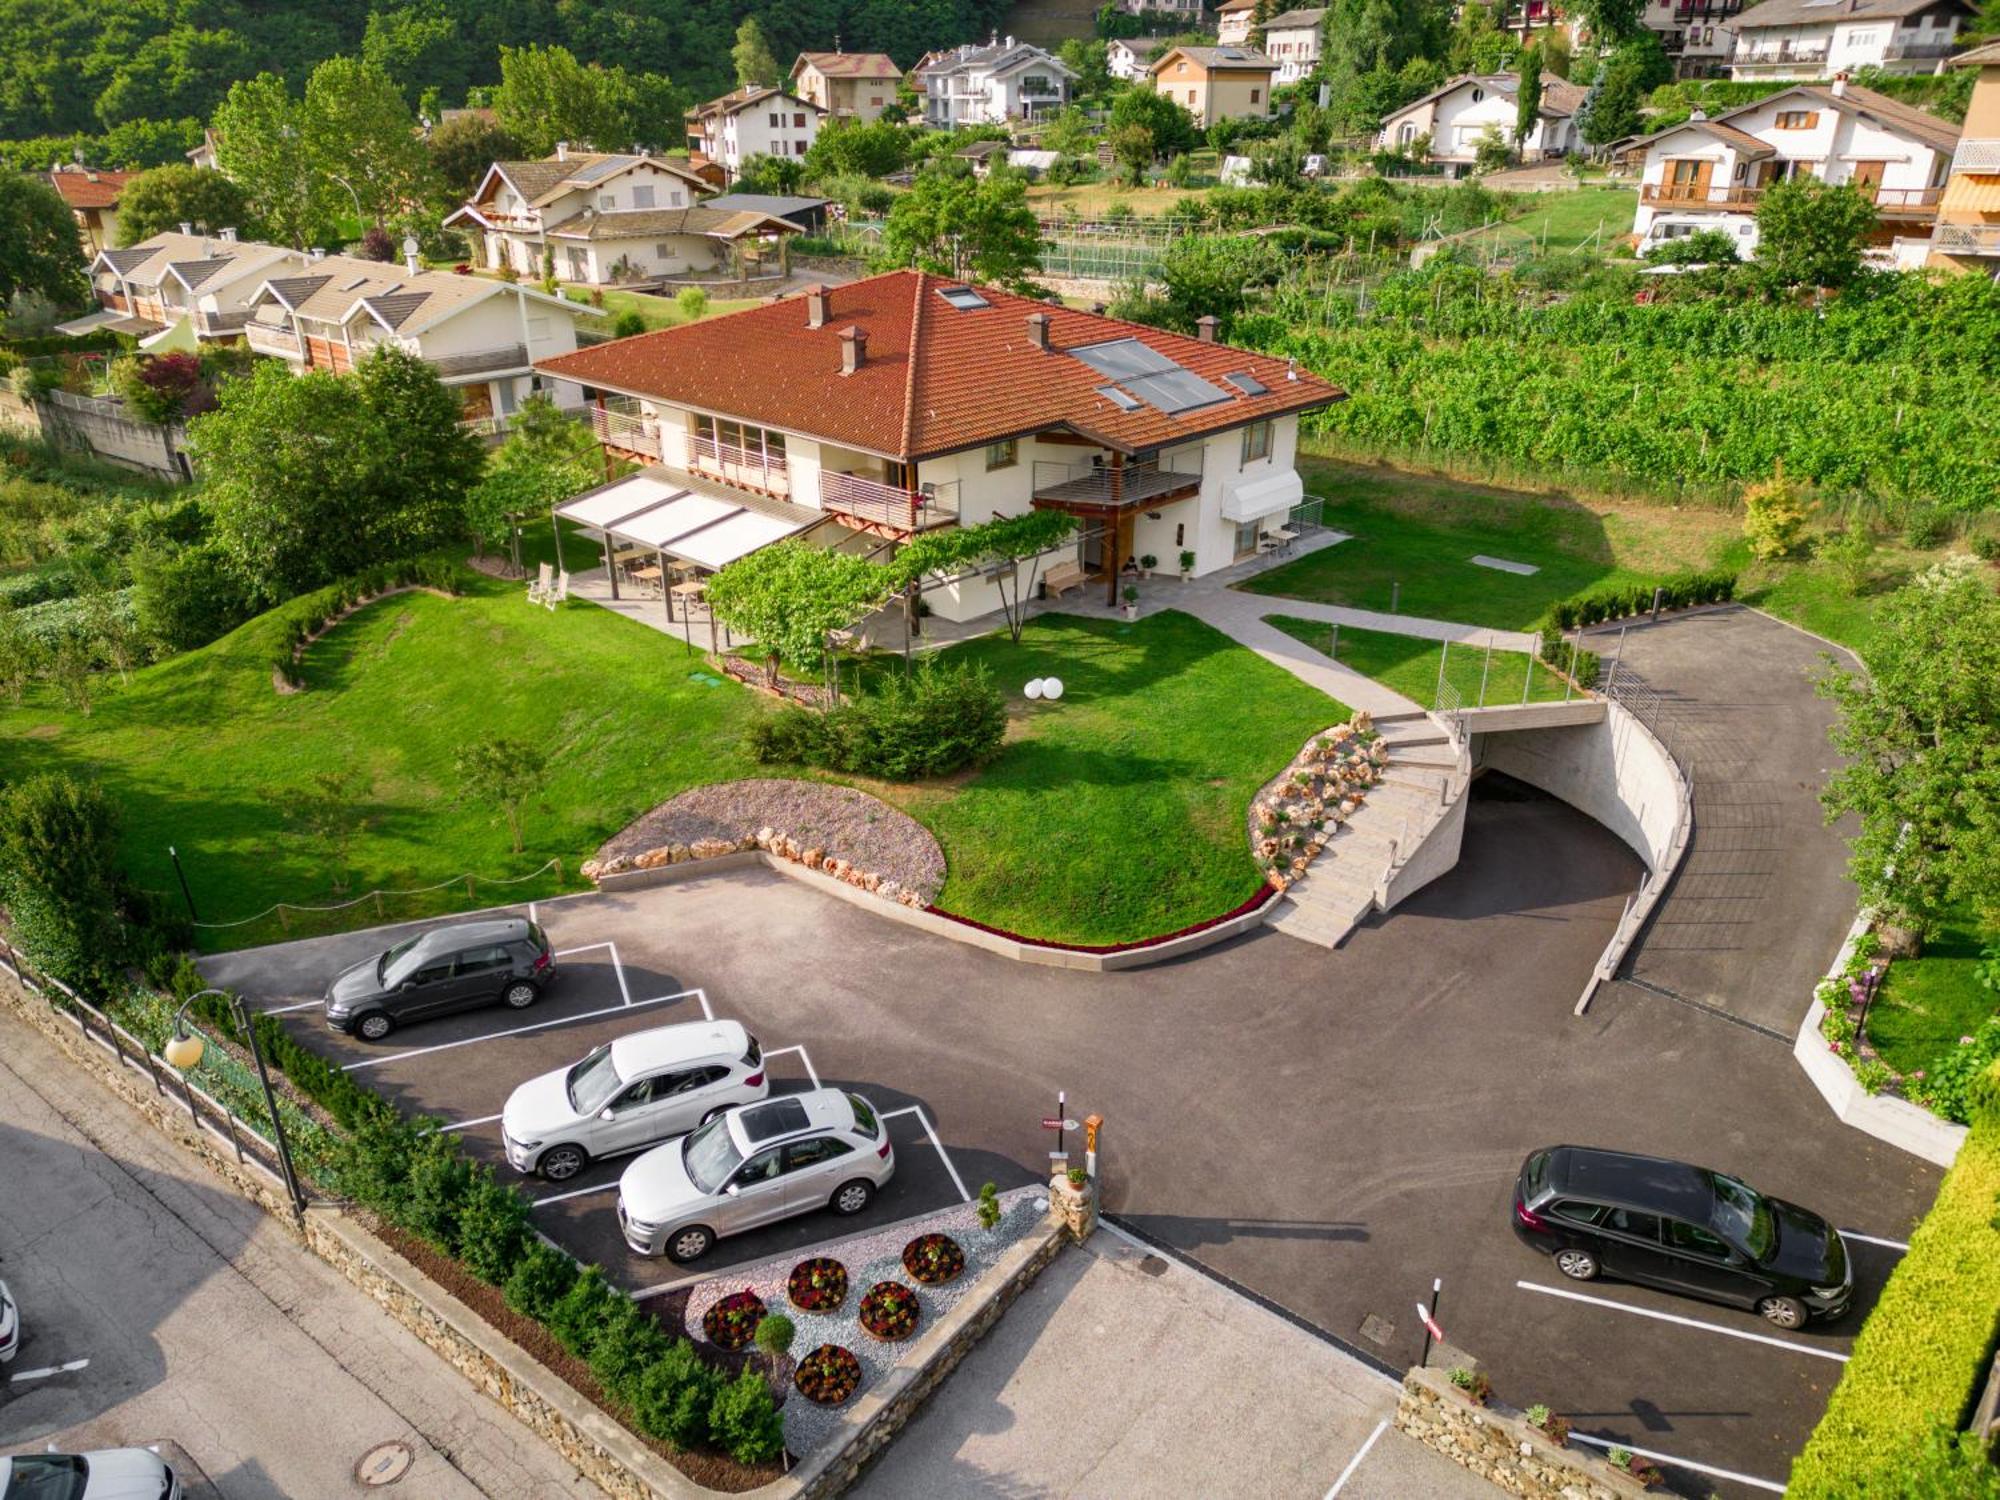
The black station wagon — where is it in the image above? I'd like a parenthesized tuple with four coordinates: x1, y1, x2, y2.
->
(323, 918, 556, 1041)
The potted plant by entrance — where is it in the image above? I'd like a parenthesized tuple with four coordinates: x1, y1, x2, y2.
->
(1139, 553, 1158, 579)
(1179, 549, 1196, 583)
(1122, 584, 1139, 621)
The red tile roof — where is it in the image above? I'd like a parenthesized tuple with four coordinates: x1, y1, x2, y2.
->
(536, 269, 1342, 461)
(793, 51, 902, 80)
(46, 166, 137, 209)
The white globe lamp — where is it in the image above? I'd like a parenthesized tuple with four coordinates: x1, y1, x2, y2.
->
(1023, 678, 1045, 700)
(1042, 677, 1064, 701)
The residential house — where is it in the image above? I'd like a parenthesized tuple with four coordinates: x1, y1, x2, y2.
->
(186, 129, 219, 172)
(44, 165, 138, 256)
(532, 270, 1342, 619)
(241, 249, 591, 430)
(1107, 38, 1165, 82)
(1149, 47, 1280, 127)
(1727, 0, 1971, 79)
(684, 87, 826, 182)
(1632, 0, 1744, 76)
(1376, 73, 1587, 172)
(1264, 9, 1327, 84)
(702, 193, 834, 234)
(1630, 77, 1957, 263)
(790, 51, 903, 122)
(444, 148, 759, 284)
(1926, 37, 2000, 270)
(1110, 0, 1206, 14)
(66, 229, 306, 344)
(918, 38, 1076, 126)
(1217, 0, 1259, 45)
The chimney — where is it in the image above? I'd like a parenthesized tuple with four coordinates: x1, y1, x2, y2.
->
(803, 283, 829, 327)
(1005, 34, 1016, 47)
(218, 226, 237, 243)
(179, 221, 193, 235)
(838, 325, 867, 375)
(1831, 72, 1848, 97)
(1196, 313, 1219, 343)
(1286, 356, 1299, 382)
(1025, 310, 1051, 349)
(310, 247, 325, 261)
(555, 140, 569, 161)
(403, 234, 421, 275)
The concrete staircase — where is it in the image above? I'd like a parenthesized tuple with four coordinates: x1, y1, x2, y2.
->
(1267, 712, 1470, 949)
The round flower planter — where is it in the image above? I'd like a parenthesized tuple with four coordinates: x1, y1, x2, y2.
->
(901, 1232, 966, 1286)
(857, 1279, 922, 1342)
(794, 1344, 863, 1407)
(700, 1289, 766, 1351)
(787, 1256, 849, 1313)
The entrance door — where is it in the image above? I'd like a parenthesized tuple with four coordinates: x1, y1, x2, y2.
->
(1665, 159, 1712, 202)
(1849, 160, 1886, 200)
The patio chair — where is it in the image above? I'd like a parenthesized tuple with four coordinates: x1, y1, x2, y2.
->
(527, 561, 552, 603)
(544, 570, 569, 610)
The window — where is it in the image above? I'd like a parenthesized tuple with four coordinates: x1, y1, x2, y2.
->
(598, 193, 615, 209)
(769, 112, 782, 127)
(1774, 110, 1818, 128)
(412, 960, 454, 985)
(454, 945, 513, 975)
(1250, 88, 1261, 104)
(1603, 1207, 1662, 1242)
(1240, 419, 1274, 463)
(785, 1137, 855, 1170)
(1471, 87, 1486, 102)
(669, 189, 683, 206)
(985, 438, 1019, 470)
(1399, 122, 1416, 145)
(656, 242, 674, 258)
(735, 1146, 785, 1184)
(631, 185, 655, 208)
(1664, 1219, 1732, 1258)
(1234, 519, 1262, 556)
(870, 95, 883, 107)
(1550, 1200, 1609, 1226)
(612, 1077, 657, 1111)
(795, 112, 807, 127)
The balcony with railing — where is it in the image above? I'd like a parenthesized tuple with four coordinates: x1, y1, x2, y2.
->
(420, 342, 530, 379)
(590, 403, 660, 458)
(1731, 41, 1830, 66)
(1868, 185, 1943, 217)
(819, 470, 959, 534)
(1931, 223, 2000, 256)
(689, 432, 789, 498)
(1882, 37, 1957, 60)
(244, 321, 303, 358)
(1031, 451, 1206, 509)
(1949, 139, 2000, 175)
(194, 307, 253, 336)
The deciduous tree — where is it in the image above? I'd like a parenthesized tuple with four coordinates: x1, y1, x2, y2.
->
(213, 73, 338, 250)
(302, 56, 437, 228)
(1755, 176, 1878, 288)
(468, 396, 600, 569)
(882, 167, 1045, 289)
(116, 164, 259, 244)
(1109, 123, 1156, 186)
(426, 114, 517, 198)
(0, 176, 87, 311)
(732, 18, 780, 88)
(454, 737, 550, 853)
(705, 541, 894, 681)
(1108, 88, 1201, 158)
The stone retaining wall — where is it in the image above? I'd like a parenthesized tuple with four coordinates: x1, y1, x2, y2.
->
(1395, 1367, 1651, 1499)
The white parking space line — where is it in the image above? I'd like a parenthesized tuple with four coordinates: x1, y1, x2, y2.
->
(1517, 1281, 1850, 1363)
(762, 1044, 820, 1089)
(10, 1358, 89, 1384)
(1566, 1433, 1784, 1494)
(554, 941, 631, 1005)
(339, 989, 706, 1071)
(535, 1182, 619, 1208)
(1323, 1418, 1388, 1498)
(440, 1112, 504, 1134)
(1839, 1230, 1909, 1251)
(880, 1105, 971, 1203)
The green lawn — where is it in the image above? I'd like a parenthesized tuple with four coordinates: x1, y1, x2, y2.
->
(1867, 914, 1997, 1075)
(1266, 617, 1572, 707)
(560, 285, 764, 332)
(1479, 186, 1638, 254)
(0, 568, 762, 950)
(876, 611, 1342, 945)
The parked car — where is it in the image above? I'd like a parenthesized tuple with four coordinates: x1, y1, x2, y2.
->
(0, 1447, 182, 1499)
(0, 1279, 16, 1364)
(502, 1021, 769, 1181)
(618, 1088, 895, 1263)
(324, 918, 556, 1041)
(1512, 1145, 1852, 1328)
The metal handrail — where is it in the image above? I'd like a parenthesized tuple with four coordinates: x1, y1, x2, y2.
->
(1030, 453, 1205, 508)
(819, 470, 959, 530)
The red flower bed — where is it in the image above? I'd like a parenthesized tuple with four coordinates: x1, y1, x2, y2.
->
(858, 1280, 922, 1342)
(787, 1256, 849, 1312)
(700, 1289, 766, 1351)
(901, 1233, 965, 1286)
(794, 1344, 862, 1406)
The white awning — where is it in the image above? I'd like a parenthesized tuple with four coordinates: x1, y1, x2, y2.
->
(673, 509, 805, 571)
(555, 472, 815, 570)
(557, 474, 683, 529)
(54, 309, 120, 336)
(1222, 469, 1303, 523)
(617, 494, 736, 549)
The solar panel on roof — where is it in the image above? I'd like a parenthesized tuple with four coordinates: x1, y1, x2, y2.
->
(740, 1097, 810, 1143)
(1125, 368, 1231, 414)
(1097, 385, 1141, 411)
(567, 154, 635, 183)
(1224, 370, 1268, 396)
(938, 285, 989, 310)
(1070, 337, 1179, 381)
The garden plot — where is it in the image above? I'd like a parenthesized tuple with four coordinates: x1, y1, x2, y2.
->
(678, 1187, 1050, 1460)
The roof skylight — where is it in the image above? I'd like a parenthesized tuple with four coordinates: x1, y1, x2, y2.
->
(937, 285, 990, 310)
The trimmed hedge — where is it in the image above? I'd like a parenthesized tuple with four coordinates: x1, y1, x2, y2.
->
(270, 556, 461, 688)
(748, 658, 1008, 780)
(1788, 1059, 2000, 1497)
(1543, 569, 1737, 632)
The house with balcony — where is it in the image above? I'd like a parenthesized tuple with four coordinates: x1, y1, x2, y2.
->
(1926, 38, 2000, 269)
(917, 38, 1075, 127)
(240, 250, 591, 430)
(1217, 0, 1258, 45)
(1638, 0, 1744, 76)
(789, 51, 904, 122)
(1377, 73, 1587, 172)
(1149, 47, 1280, 127)
(44, 165, 139, 257)
(443, 148, 728, 282)
(532, 270, 1342, 621)
(63, 228, 306, 344)
(1107, 38, 1166, 82)
(1727, 0, 1972, 78)
(1264, 10, 1328, 84)
(685, 87, 826, 182)
(1630, 76, 1957, 260)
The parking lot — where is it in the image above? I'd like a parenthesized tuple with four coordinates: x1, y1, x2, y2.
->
(200, 777, 1940, 1497)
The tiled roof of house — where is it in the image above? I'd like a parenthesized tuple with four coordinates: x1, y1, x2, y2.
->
(545, 206, 799, 241)
(1151, 46, 1279, 73)
(921, 41, 1073, 80)
(1628, 116, 1778, 157)
(1715, 81, 1960, 154)
(687, 86, 823, 122)
(1732, 0, 1968, 26)
(166, 257, 236, 290)
(358, 291, 434, 331)
(95, 233, 298, 291)
(97, 247, 154, 274)
(45, 166, 138, 209)
(792, 51, 901, 79)
(1265, 8, 1329, 29)
(488, 153, 710, 209)
(1217, 0, 1257, 11)
(1388, 71, 1587, 120)
(534, 268, 1342, 461)
(1949, 37, 2000, 65)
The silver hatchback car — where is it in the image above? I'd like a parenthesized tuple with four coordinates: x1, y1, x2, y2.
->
(502, 1021, 768, 1181)
(618, 1088, 896, 1262)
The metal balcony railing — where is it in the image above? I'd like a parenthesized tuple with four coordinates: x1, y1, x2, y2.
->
(590, 404, 660, 457)
(690, 433, 789, 497)
(1867, 185, 1943, 213)
(1031, 452, 1205, 508)
(1882, 38, 1956, 59)
(1732, 42, 1830, 64)
(1932, 223, 2000, 255)
(819, 471, 959, 532)
(244, 322, 302, 357)
(195, 308, 252, 334)
(1951, 139, 2000, 175)
(423, 343, 530, 378)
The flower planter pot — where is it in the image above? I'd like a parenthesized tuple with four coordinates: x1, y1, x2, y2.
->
(858, 1279, 922, 1342)
(794, 1344, 863, 1406)
(787, 1256, 848, 1313)
(700, 1289, 767, 1351)
(1122, 605, 1138, 621)
(902, 1233, 966, 1286)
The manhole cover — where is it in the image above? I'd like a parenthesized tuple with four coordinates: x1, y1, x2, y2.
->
(1359, 1314, 1396, 1346)
(1137, 1255, 1169, 1278)
(355, 1442, 413, 1487)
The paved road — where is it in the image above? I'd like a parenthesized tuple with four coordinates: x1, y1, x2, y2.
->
(1589, 606, 1859, 1035)
(0, 1006, 591, 1500)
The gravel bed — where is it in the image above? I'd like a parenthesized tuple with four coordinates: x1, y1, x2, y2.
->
(598, 778, 946, 903)
(681, 1188, 1049, 1459)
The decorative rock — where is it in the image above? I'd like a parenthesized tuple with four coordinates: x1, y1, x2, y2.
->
(579, 858, 603, 881)
(802, 847, 823, 869)
(756, 826, 777, 848)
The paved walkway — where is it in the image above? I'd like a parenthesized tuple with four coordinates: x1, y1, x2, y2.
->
(852, 1228, 1493, 1500)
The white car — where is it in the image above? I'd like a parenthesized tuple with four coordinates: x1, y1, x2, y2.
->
(0, 1448, 182, 1499)
(501, 1021, 768, 1181)
(618, 1088, 896, 1262)
(0, 1280, 17, 1364)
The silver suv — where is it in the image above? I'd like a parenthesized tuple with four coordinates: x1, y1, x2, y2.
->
(502, 1021, 768, 1181)
(618, 1088, 896, 1262)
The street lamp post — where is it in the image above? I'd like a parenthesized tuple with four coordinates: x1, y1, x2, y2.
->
(165, 989, 308, 1227)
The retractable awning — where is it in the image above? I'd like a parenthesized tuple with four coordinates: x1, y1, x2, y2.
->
(54, 309, 120, 336)
(555, 471, 817, 570)
(1222, 469, 1302, 523)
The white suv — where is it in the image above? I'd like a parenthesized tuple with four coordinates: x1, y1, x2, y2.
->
(618, 1088, 895, 1262)
(501, 1021, 768, 1181)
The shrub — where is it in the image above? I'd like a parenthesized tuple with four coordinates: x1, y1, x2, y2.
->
(454, 1172, 534, 1283)
(753, 1312, 795, 1356)
(401, 1139, 477, 1253)
(547, 1266, 621, 1359)
(708, 1367, 786, 1464)
(629, 1341, 720, 1450)
(130, 540, 253, 653)
(675, 287, 709, 320)
(1904, 1017, 2000, 1125)
(1741, 465, 1811, 560)
(748, 659, 1007, 780)
(1819, 526, 1876, 594)
(1789, 1060, 2000, 1496)
(1969, 533, 2000, 563)
(0, 772, 146, 991)
(977, 1181, 1002, 1230)
(588, 1296, 675, 1397)
(503, 1240, 579, 1323)
(610, 310, 647, 339)
(1537, 625, 1601, 690)
(1903, 506, 1951, 550)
